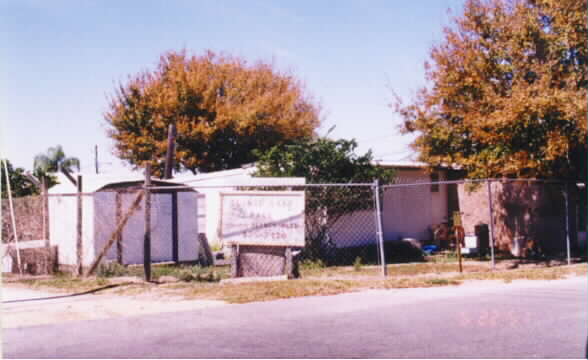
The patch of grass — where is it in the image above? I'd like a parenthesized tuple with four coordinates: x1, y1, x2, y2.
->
(456, 263, 587, 282)
(389, 262, 491, 276)
(10, 273, 112, 293)
(299, 259, 326, 271)
(9, 261, 586, 305)
(181, 279, 365, 303)
(95, 262, 230, 283)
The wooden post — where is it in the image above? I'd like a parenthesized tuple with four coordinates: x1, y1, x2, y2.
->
(115, 191, 123, 264)
(144, 164, 152, 282)
(456, 228, 463, 273)
(231, 244, 239, 278)
(164, 124, 177, 179)
(172, 191, 179, 264)
(285, 247, 293, 279)
(76, 175, 83, 276)
(95, 145, 99, 174)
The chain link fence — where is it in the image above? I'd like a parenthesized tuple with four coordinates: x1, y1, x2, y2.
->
(2, 178, 585, 277)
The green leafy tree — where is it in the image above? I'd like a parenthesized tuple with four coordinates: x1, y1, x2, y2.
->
(255, 137, 394, 183)
(255, 137, 394, 263)
(394, 0, 587, 182)
(0, 160, 38, 198)
(33, 145, 79, 188)
(33, 145, 80, 174)
(105, 50, 321, 177)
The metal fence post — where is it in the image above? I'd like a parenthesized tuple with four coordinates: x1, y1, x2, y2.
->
(76, 175, 83, 276)
(373, 180, 387, 277)
(486, 179, 496, 270)
(564, 182, 571, 266)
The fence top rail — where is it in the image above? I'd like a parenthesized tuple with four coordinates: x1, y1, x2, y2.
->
(144, 183, 375, 191)
(382, 178, 579, 189)
(47, 192, 97, 197)
(42, 178, 581, 196)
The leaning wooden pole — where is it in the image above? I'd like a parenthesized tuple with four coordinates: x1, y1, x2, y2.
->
(144, 163, 152, 282)
(2, 159, 22, 275)
(85, 191, 144, 276)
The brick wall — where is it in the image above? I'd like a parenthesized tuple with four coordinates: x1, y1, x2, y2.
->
(456, 181, 573, 256)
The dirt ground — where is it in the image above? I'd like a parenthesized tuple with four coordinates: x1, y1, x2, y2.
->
(2, 285, 227, 329)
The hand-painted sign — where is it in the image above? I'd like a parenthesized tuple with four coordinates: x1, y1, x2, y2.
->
(219, 191, 305, 247)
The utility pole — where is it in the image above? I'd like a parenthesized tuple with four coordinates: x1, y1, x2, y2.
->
(95, 145, 99, 174)
(164, 124, 177, 179)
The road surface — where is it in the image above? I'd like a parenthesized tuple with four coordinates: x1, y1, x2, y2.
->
(3, 277, 587, 358)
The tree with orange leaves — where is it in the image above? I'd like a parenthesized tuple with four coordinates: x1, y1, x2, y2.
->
(395, 0, 587, 182)
(105, 50, 321, 176)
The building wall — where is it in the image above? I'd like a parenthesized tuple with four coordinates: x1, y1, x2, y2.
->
(328, 209, 377, 248)
(49, 194, 94, 267)
(456, 181, 572, 256)
(381, 169, 448, 242)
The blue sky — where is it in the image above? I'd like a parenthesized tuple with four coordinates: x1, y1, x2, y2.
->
(0, 0, 464, 174)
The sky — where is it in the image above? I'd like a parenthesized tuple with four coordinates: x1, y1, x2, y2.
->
(0, 0, 465, 175)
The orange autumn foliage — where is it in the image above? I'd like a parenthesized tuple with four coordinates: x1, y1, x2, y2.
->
(105, 50, 321, 176)
(395, 0, 587, 182)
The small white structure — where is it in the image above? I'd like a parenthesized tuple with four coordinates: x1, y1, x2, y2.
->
(378, 161, 451, 242)
(326, 161, 453, 248)
(48, 173, 201, 268)
(173, 166, 306, 248)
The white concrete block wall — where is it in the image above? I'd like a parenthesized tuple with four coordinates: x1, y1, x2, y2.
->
(49, 194, 95, 267)
(49, 196, 78, 266)
(81, 195, 95, 267)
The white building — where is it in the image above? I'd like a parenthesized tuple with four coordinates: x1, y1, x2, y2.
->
(172, 166, 306, 247)
(47, 167, 305, 268)
(48, 172, 200, 268)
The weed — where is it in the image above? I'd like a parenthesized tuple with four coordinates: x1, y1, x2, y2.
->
(353, 257, 363, 272)
(97, 262, 128, 278)
(300, 259, 326, 271)
(426, 278, 459, 286)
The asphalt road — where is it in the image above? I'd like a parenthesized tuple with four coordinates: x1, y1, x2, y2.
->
(4, 277, 587, 358)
